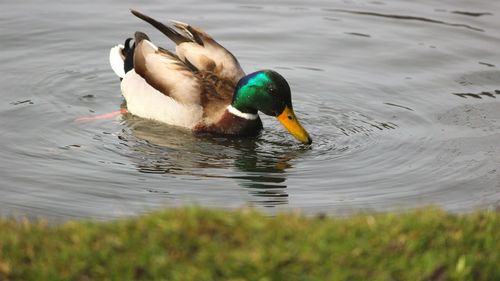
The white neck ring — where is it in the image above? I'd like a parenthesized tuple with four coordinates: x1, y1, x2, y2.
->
(227, 105, 259, 120)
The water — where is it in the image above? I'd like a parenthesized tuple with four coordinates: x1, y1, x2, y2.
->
(1, 0, 499, 220)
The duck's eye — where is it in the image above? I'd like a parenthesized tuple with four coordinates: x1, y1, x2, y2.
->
(268, 87, 276, 94)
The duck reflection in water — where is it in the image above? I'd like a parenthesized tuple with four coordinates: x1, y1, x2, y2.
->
(119, 114, 305, 207)
(230, 146, 291, 207)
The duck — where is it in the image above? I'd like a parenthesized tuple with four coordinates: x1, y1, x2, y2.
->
(109, 10, 312, 144)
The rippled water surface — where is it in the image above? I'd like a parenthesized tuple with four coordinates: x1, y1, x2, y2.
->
(1, 0, 499, 220)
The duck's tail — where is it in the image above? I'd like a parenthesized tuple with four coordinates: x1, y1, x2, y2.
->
(109, 38, 135, 79)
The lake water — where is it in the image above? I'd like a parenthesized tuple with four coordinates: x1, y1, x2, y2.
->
(1, 0, 499, 220)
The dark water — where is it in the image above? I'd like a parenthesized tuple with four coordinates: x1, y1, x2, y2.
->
(1, 0, 499, 220)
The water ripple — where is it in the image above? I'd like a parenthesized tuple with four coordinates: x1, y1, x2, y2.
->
(324, 9, 484, 32)
(1, 0, 499, 219)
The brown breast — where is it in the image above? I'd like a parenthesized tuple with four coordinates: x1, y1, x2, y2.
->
(193, 109, 263, 137)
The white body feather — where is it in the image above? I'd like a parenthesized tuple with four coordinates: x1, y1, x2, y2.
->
(109, 44, 126, 78)
(121, 70, 204, 129)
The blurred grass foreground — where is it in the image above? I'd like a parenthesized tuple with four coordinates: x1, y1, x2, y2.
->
(0, 207, 498, 281)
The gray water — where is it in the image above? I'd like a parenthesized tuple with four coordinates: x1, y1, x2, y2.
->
(1, 0, 499, 220)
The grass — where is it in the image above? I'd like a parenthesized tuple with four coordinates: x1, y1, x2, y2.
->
(0, 207, 498, 281)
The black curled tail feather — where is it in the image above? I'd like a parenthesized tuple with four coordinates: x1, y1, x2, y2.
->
(122, 38, 135, 75)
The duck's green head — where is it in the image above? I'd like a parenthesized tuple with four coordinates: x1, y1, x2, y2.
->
(232, 70, 312, 144)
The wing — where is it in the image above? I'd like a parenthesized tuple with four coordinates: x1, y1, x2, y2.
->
(133, 32, 202, 105)
(131, 10, 246, 85)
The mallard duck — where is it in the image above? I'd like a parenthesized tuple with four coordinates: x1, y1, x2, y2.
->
(109, 10, 312, 144)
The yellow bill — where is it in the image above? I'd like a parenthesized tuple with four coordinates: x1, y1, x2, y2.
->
(277, 106, 312, 144)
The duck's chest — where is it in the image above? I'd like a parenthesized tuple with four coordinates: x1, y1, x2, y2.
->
(194, 110, 263, 136)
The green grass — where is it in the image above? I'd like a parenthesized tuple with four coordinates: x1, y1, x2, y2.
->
(0, 208, 498, 281)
